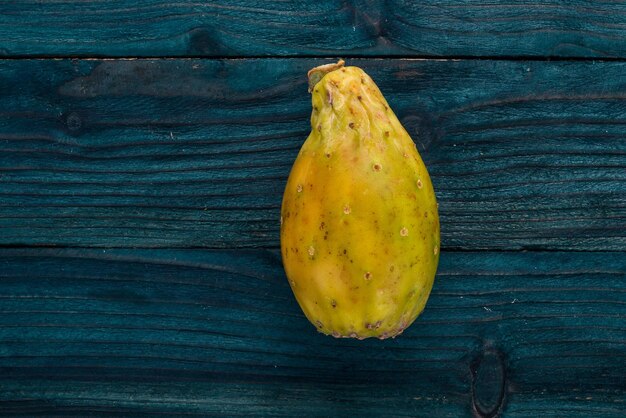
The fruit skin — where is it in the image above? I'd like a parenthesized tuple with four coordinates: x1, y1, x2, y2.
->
(280, 60, 439, 339)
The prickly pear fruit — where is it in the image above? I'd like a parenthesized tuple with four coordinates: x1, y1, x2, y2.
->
(280, 60, 439, 339)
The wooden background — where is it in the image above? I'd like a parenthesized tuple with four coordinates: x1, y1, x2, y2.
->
(0, 1, 625, 416)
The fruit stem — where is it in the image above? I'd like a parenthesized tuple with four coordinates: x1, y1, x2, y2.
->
(307, 59, 345, 93)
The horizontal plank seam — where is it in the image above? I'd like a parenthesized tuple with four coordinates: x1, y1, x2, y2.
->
(0, 244, 623, 253)
(1, 54, 626, 62)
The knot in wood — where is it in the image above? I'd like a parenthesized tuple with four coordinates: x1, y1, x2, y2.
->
(471, 348, 506, 417)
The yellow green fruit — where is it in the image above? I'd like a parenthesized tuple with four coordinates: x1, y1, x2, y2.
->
(280, 60, 440, 339)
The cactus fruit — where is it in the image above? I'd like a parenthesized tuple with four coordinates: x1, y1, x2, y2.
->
(280, 60, 439, 339)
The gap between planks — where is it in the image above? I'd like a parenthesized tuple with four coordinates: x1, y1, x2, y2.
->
(0, 55, 626, 62)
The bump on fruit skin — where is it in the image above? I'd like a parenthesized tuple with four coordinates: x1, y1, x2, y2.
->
(281, 60, 440, 339)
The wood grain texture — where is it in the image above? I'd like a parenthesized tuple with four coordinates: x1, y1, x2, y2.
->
(1, 58, 624, 250)
(0, 249, 623, 416)
(1, 1, 626, 58)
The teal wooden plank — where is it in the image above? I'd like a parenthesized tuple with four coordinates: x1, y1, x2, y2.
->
(0, 249, 623, 416)
(0, 1, 625, 58)
(0, 58, 625, 250)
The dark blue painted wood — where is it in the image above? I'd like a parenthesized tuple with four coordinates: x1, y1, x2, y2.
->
(0, 1, 625, 58)
(0, 58, 624, 250)
(0, 249, 624, 416)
